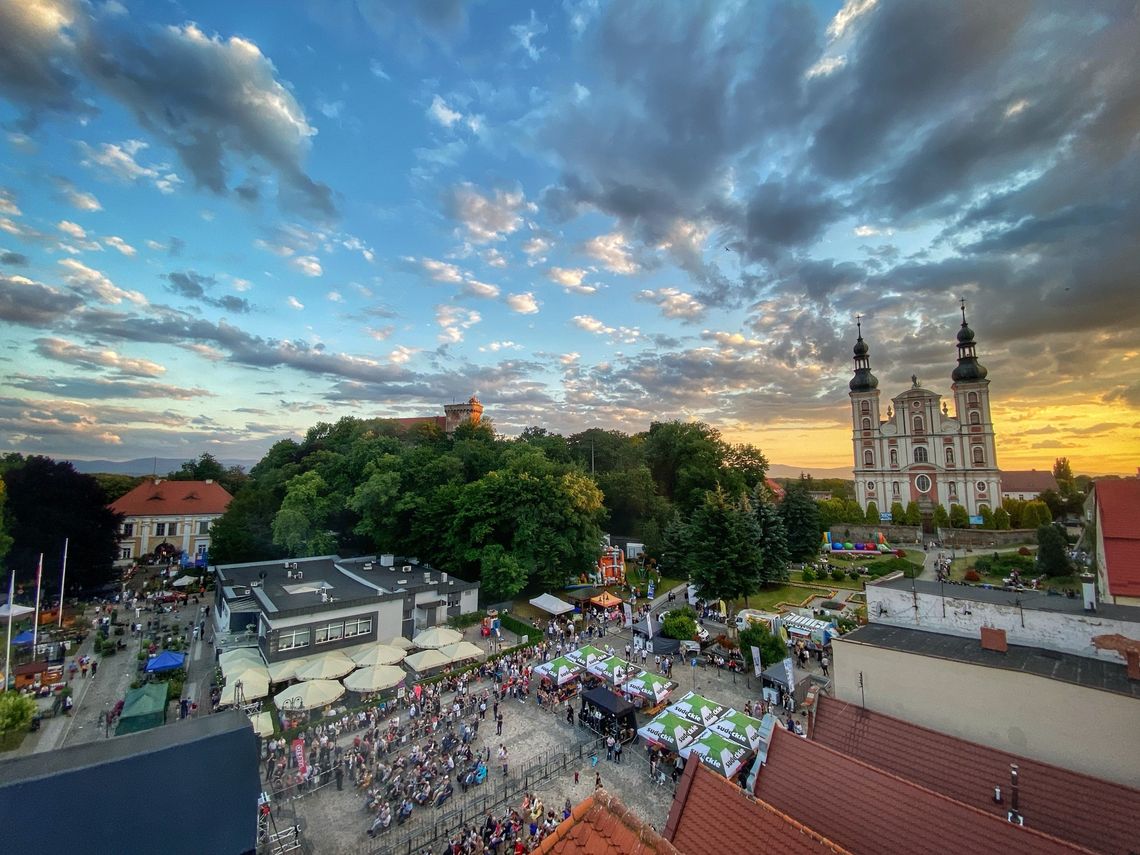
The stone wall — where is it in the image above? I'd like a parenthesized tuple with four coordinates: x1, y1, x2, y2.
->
(823, 523, 924, 546)
(936, 527, 1037, 547)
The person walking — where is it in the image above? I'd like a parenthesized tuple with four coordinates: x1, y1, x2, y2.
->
(594, 771, 602, 789)
(821, 654, 830, 677)
(496, 712, 503, 736)
(614, 740, 623, 765)
(499, 744, 509, 777)
(90, 659, 98, 678)
(335, 761, 344, 791)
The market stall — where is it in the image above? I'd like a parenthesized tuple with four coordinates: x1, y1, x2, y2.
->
(623, 670, 677, 709)
(667, 691, 727, 727)
(707, 708, 767, 750)
(579, 686, 637, 740)
(678, 729, 753, 779)
(534, 655, 583, 686)
(528, 593, 575, 616)
(566, 644, 609, 669)
(115, 683, 168, 735)
(586, 655, 633, 687)
(637, 709, 703, 752)
(588, 591, 623, 610)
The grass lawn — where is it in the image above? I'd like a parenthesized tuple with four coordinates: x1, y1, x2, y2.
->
(789, 570, 864, 590)
(0, 729, 29, 753)
(726, 584, 811, 614)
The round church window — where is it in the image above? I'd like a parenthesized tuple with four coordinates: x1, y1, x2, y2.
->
(915, 475, 932, 493)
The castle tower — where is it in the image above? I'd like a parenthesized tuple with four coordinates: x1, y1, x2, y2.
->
(949, 302, 1000, 515)
(849, 318, 883, 514)
(443, 396, 484, 434)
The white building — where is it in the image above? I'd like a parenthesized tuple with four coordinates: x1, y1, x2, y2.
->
(110, 479, 233, 565)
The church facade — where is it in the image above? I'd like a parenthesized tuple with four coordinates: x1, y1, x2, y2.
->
(849, 307, 1001, 518)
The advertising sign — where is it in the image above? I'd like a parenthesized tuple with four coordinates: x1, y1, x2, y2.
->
(782, 656, 795, 691)
(969, 515, 984, 525)
(750, 646, 763, 678)
(292, 738, 306, 776)
(879, 512, 893, 522)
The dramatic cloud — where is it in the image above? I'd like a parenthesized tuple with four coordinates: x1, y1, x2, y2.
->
(0, 251, 30, 266)
(58, 258, 146, 305)
(582, 232, 639, 274)
(0, 273, 83, 324)
(634, 287, 705, 321)
(34, 336, 166, 377)
(78, 140, 181, 194)
(165, 270, 251, 313)
(445, 183, 526, 243)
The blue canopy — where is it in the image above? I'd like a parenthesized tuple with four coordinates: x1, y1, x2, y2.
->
(145, 651, 187, 673)
(13, 629, 34, 645)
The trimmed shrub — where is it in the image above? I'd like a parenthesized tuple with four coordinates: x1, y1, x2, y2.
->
(831, 568, 846, 582)
(801, 567, 816, 583)
(964, 570, 982, 582)
(1018, 546, 1032, 556)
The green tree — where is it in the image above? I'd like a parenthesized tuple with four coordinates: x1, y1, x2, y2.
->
(864, 501, 880, 524)
(903, 501, 922, 527)
(661, 607, 698, 641)
(168, 452, 248, 495)
(932, 504, 951, 529)
(479, 544, 528, 601)
(271, 471, 338, 557)
(1024, 500, 1053, 527)
(90, 473, 146, 503)
(949, 503, 969, 528)
(993, 507, 1011, 530)
(0, 691, 37, 736)
(780, 482, 822, 562)
(753, 489, 790, 585)
(979, 505, 995, 529)
(687, 489, 763, 610)
(658, 511, 690, 578)
(739, 625, 786, 671)
(1002, 498, 1025, 528)
(1036, 524, 1071, 577)
(0, 480, 13, 566)
(890, 502, 906, 525)
(1052, 457, 1074, 490)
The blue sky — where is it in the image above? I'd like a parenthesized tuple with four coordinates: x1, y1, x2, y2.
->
(1, 0, 1138, 473)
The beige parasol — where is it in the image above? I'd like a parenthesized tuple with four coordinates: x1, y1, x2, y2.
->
(294, 651, 356, 681)
(343, 664, 406, 693)
(350, 643, 406, 667)
(274, 679, 345, 710)
(403, 648, 451, 672)
(412, 626, 463, 649)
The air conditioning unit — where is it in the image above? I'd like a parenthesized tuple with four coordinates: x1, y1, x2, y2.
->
(288, 561, 299, 570)
(363, 562, 374, 571)
(295, 571, 303, 580)
(251, 580, 261, 587)
(403, 565, 412, 573)
(286, 570, 294, 579)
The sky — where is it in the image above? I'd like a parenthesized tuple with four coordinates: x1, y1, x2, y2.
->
(0, 0, 1138, 476)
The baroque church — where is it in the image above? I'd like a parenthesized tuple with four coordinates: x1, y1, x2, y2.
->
(849, 306, 1001, 518)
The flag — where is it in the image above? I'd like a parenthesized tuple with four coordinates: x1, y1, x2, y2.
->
(622, 602, 633, 628)
(751, 646, 763, 678)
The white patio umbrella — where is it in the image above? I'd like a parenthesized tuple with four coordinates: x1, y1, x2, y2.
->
(404, 648, 451, 672)
(343, 664, 405, 694)
(382, 635, 414, 650)
(412, 626, 463, 649)
(248, 710, 276, 738)
(224, 664, 271, 686)
(350, 643, 406, 667)
(219, 648, 264, 671)
(438, 640, 484, 664)
(170, 575, 197, 588)
(294, 652, 356, 681)
(216, 673, 270, 707)
(274, 679, 345, 711)
(267, 658, 308, 684)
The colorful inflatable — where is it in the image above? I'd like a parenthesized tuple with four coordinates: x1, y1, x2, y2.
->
(821, 531, 893, 555)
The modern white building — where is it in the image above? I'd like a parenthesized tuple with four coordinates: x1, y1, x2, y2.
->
(849, 306, 1001, 519)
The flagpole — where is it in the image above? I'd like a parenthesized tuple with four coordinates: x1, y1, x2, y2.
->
(3, 569, 14, 692)
(58, 538, 69, 629)
(32, 553, 44, 655)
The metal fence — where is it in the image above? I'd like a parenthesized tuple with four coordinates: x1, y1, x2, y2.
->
(349, 735, 604, 855)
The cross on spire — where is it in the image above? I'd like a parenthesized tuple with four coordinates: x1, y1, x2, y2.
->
(960, 298, 968, 324)
(856, 313, 863, 336)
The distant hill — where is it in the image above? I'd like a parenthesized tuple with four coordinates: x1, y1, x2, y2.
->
(66, 457, 259, 476)
(768, 463, 852, 481)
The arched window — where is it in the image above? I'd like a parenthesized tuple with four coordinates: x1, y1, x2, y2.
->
(967, 391, 978, 404)
(969, 411, 981, 425)
(892, 481, 900, 496)
(890, 449, 898, 466)
(972, 446, 985, 465)
(860, 400, 870, 414)
(861, 417, 871, 430)
(914, 447, 928, 463)
(863, 450, 874, 466)
(913, 415, 924, 433)
(945, 447, 955, 465)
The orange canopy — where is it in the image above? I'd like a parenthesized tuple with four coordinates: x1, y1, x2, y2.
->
(589, 591, 623, 608)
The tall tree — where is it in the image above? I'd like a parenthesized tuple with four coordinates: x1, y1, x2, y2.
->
(1036, 524, 1071, 577)
(687, 489, 762, 609)
(753, 490, 790, 585)
(932, 504, 951, 529)
(1, 456, 121, 593)
(168, 452, 248, 495)
(779, 482, 821, 562)
(903, 501, 922, 526)
(890, 502, 907, 525)
(1052, 457, 1075, 490)
(864, 501, 880, 524)
(271, 471, 338, 557)
(949, 503, 969, 528)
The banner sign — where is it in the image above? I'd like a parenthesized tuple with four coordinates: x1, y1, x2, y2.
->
(879, 512, 893, 522)
(292, 738, 307, 776)
(782, 656, 795, 691)
(751, 646, 763, 678)
(623, 603, 633, 628)
(647, 582, 656, 599)
(969, 515, 984, 525)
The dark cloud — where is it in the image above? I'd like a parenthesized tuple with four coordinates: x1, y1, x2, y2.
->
(0, 251, 29, 266)
(0, 273, 83, 324)
(9, 373, 209, 400)
(164, 271, 251, 314)
(0, 0, 87, 118)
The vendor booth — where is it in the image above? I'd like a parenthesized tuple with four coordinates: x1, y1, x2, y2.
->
(589, 591, 623, 610)
(623, 670, 676, 708)
(586, 655, 633, 686)
(708, 709, 767, 750)
(637, 709, 703, 753)
(529, 593, 575, 616)
(534, 655, 583, 686)
(667, 691, 727, 727)
(760, 657, 797, 705)
(566, 644, 608, 669)
(579, 686, 637, 739)
(678, 729, 753, 779)
(115, 682, 168, 735)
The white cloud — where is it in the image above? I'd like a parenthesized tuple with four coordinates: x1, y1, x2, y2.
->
(573, 314, 641, 343)
(583, 231, 639, 274)
(104, 235, 137, 256)
(0, 189, 21, 217)
(231, 277, 252, 292)
(58, 258, 146, 305)
(436, 304, 481, 343)
(482, 248, 508, 268)
(58, 220, 87, 239)
(827, 0, 878, 41)
(367, 325, 395, 341)
(560, 352, 580, 365)
(1004, 98, 1030, 119)
(36, 336, 164, 377)
(427, 95, 463, 128)
(290, 255, 322, 277)
(326, 290, 343, 302)
(446, 183, 526, 243)
(461, 278, 501, 299)
(369, 59, 391, 81)
(573, 83, 591, 103)
(418, 257, 464, 283)
(547, 267, 597, 295)
(63, 187, 102, 211)
(318, 99, 344, 119)
(806, 55, 847, 79)
(389, 344, 416, 364)
(635, 287, 705, 320)
(479, 341, 522, 353)
(506, 292, 539, 314)
(287, 296, 305, 310)
(522, 236, 551, 262)
(511, 9, 548, 61)
(703, 331, 763, 349)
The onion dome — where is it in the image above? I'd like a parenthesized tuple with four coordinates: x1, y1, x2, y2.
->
(850, 320, 878, 392)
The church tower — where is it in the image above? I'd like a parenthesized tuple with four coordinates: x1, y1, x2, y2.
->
(849, 319, 883, 515)
(949, 302, 1000, 515)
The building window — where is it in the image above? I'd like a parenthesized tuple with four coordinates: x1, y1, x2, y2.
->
(863, 450, 874, 466)
(967, 391, 978, 405)
(892, 481, 900, 496)
(914, 447, 928, 463)
(972, 446, 985, 465)
(121, 522, 134, 537)
(278, 628, 311, 651)
(860, 401, 870, 414)
(197, 521, 210, 535)
(866, 481, 875, 492)
(861, 417, 871, 430)
(912, 416, 924, 434)
(344, 617, 373, 638)
(315, 621, 345, 645)
(889, 449, 898, 466)
(969, 411, 981, 425)
(945, 448, 954, 466)
(976, 481, 987, 493)
(119, 546, 132, 560)
(915, 475, 932, 493)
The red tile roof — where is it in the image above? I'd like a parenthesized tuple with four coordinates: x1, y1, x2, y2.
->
(1095, 479, 1140, 596)
(665, 754, 850, 855)
(765, 478, 787, 500)
(109, 479, 233, 517)
(755, 726, 1094, 855)
(1000, 469, 1059, 495)
(534, 789, 681, 855)
(810, 694, 1140, 854)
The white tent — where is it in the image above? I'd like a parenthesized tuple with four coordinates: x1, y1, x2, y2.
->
(274, 679, 345, 710)
(528, 593, 575, 615)
(219, 648, 264, 671)
(404, 648, 451, 672)
(343, 664, 405, 693)
(412, 626, 463, 649)
(294, 652, 356, 681)
(438, 640, 483, 664)
(216, 673, 270, 707)
(170, 575, 197, 588)
(0, 602, 35, 619)
(248, 710, 276, 738)
(223, 664, 270, 686)
(382, 635, 414, 650)
(267, 658, 307, 684)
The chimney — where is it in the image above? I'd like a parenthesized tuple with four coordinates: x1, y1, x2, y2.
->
(1007, 764, 1023, 826)
(1081, 574, 1096, 612)
(440, 572, 448, 585)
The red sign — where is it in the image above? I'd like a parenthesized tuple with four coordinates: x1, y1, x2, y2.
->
(414, 684, 422, 700)
(292, 738, 306, 776)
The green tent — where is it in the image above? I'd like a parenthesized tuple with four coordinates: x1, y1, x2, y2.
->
(115, 682, 169, 736)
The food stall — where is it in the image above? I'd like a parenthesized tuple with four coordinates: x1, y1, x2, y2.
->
(579, 686, 638, 741)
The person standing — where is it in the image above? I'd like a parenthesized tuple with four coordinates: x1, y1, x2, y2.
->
(821, 654, 830, 677)
(90, 659, 98, 679)
(335, 761, 343, 791)
(496, 712, 503, 736)
(499, 744, 509, 776)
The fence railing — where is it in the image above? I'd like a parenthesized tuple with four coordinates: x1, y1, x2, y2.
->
(349, 736, 603, 855)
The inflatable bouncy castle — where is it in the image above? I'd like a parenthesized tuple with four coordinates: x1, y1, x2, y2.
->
(822, 531, 893, 555)
(596, 545, 626, 584)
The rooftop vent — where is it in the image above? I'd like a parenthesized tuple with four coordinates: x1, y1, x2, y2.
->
(403, 565, 412, 574)
(380, 554, 395, 567)
(1007, 764, 1023, 826)
(363, 562, 374, 571)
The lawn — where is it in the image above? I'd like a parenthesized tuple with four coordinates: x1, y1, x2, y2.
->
(0, 729, 29, 753)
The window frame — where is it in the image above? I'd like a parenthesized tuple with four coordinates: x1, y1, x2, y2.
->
(278, 628, 311, 651)
(344, 617, 373, 639)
